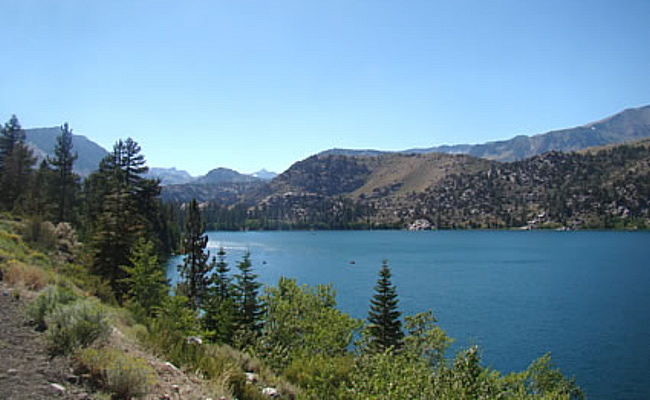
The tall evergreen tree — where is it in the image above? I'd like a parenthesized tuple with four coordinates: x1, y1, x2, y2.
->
(0, 115, 36, 211)
(200, 246, 239, 344)
(88, 138, 153, 300)
(233, 252, 263, 335)
(25, 159, 56, 218)
(367, 260, 404, 352)
(0, 114, 23, 168)
(214, 246, 231, 299)
(48, 123, 79, 223)
(179, 199, 213, 310)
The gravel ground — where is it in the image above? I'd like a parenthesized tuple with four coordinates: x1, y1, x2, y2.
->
(0, 283, 85, 399)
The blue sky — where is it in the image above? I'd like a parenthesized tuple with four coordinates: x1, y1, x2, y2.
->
(1, 0, 649, 175)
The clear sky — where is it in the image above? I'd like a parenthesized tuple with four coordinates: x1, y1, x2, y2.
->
(1, 0, 649, 176)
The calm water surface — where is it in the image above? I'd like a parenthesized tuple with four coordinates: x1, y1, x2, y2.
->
(166, 231, 650, 399)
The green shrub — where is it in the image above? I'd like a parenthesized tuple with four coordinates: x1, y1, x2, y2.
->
(45, 300, 110, 355)
(22, 217, 58, 251)
(76, 347, 156, 399)
(27, 285, 78, 330)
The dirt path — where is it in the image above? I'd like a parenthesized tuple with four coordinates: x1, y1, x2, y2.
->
(0, 283, 84, 399)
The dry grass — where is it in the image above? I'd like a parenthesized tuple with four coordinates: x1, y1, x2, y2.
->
(3, 259, 51, 290)
(351, 153, 491, 199)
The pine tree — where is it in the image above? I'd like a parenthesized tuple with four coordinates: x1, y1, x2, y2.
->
(88, 138, 153, 300)
(233, 252, 263, 335)
(0, 115, 23, 168)
(48, 123, 79, 223)
(367, 260, 404, 352)
(200, 246, 238, 343)
(120, 238, 169, 319)
(0, 115, 36, 210)
(214, 246, 231, 299)
(25, 160, 56, 218)
(179, 199, 213, 310)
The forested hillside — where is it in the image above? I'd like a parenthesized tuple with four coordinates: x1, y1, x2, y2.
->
(195, 139, 650, 230)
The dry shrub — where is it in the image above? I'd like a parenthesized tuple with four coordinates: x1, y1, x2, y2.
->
(76, 347, 156, 399)
(4, 259, 50, 290)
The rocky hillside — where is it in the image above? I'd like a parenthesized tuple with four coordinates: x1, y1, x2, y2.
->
(399, 139, 650, 229)
(219, 139, 650, 230)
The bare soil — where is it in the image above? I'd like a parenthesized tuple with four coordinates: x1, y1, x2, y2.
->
(0, 283, 84, 399)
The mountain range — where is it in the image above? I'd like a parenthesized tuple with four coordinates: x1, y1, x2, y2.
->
(23, 128, 277, 183)
(320, 105, 650, 161)
(22, 104, 650, 225)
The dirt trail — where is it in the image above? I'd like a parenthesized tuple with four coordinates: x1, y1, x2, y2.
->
(0, 283, 81, 399)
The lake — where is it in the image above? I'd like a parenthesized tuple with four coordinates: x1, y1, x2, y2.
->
(166, 230, 650, 399)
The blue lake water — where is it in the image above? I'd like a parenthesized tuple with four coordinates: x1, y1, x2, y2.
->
(166, 230, 650, 399)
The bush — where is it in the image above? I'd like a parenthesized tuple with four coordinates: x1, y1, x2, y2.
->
(76, 347, 156, 399)
(3, 259, 51, 290)
(22, 217, 58, 251)
(45, 299, 110, 355)
(27, 285, 78, 330)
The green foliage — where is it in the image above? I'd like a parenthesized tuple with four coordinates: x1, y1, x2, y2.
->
(258, 277, 361, 372)
(403, 310, 453, 366)
(502, 353, 585, 399)
(0, 115, 36, 211)
(22, 216, 58, 251)
(27, 284, 78, 330)
(76, 347, 156, 400)
(44, 299, 111, 355)
(366, 260, 404, 353)
(150, 295, 202, 339)
(284, 354, 355, 399)
(179, 198, 213, 310)
(233, 252, 263, 342)
(48, 123, 80, 224)
(120, 238, 169, 319)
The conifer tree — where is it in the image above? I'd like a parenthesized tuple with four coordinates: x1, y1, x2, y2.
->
(214, 246, 231, 299)
(0, 114, 23, 168)
(88, 138, 152, 300)
(233, 252, 263, 335)
(120, 238, 169, 318)
(0, 115, 36, 210)
(367, 260, 404, 352)
(201, 246, 238, 343)
(179, 199, 213, 310)
(25, 160, 56, 218)
(48, 123, 79, 223)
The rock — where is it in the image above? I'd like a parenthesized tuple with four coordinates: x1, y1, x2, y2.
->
(50, 383, 66, 393)
(408, 219, 432, 231)
(245, 372, 258, 383)
(163, 361, 180, 371)
(67, 374, 79, 384)
(7, 368, 18, 374)
(262, 387, 278, 397)
(186, 335, 203, 345)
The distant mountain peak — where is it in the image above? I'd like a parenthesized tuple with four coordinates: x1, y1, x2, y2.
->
(25, 127, 108, 177)
(146, 167, 195, 185)
(251, 169, 278, 180)
(195, 167, 260, 185)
